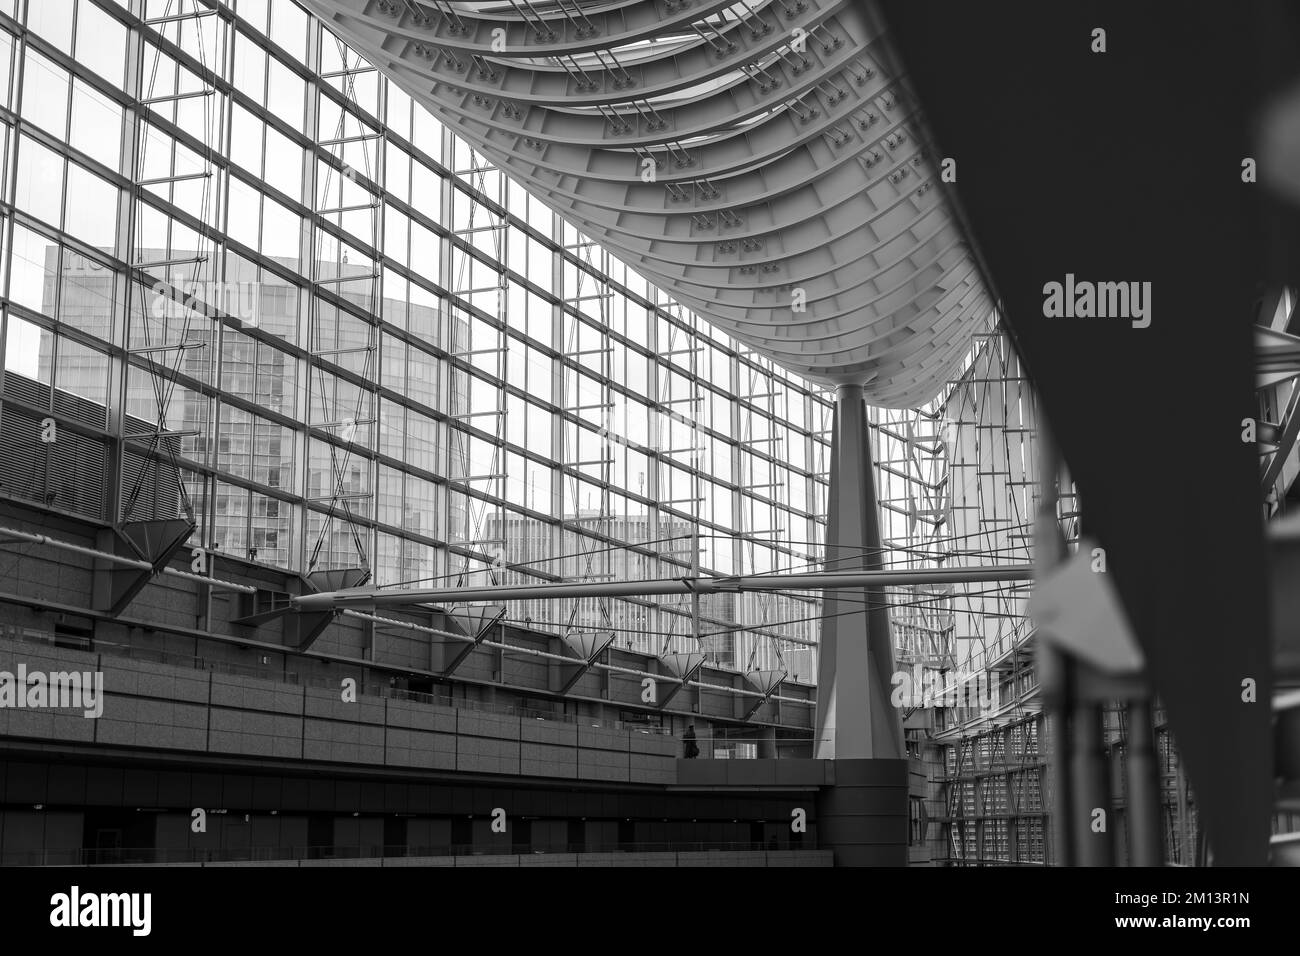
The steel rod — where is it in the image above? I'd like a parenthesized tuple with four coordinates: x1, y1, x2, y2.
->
(293, 564, 1035, 610)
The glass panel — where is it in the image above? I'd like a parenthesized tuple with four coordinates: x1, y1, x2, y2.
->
(4, 314, 52, 380)
(63, 162, 119, 251)
(75, 0, 127, 86)
(9, 224, 59, 315)
(69, 79, 124, 171)
(21, 48, 69, 136)
(15, 136, 65, 228)
(58, 248, 114, 341)
(28, 0, 75, 54)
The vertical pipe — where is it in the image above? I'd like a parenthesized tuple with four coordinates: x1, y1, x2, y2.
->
(1034, 424, 1071, 864)
(691, 443, 701, 651)
(1108, 713, 1130, 864)
(1126, 697, 1165, 865)
(1005, 726, 1019, 863)
(1071, 702, 1114, 865)
(1173, 741, 1192, 864)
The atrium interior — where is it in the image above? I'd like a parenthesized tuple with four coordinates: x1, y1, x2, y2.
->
(0, 0, 1295, 869)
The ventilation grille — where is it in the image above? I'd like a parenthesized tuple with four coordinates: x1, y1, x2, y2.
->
(0, 404, 108, 520)
(0, 371, 182, 523)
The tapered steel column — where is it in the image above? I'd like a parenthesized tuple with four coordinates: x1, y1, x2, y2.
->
(813, 384, 905, 760)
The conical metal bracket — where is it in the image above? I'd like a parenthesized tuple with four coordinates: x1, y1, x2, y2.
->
(439, 604, 506, 677)
(234, 567, 370, 650)
(93, 518, 194, 615)
(655, 651, 705, 709)
(553, 629, 614, 695)
(742, 668, 786, 719)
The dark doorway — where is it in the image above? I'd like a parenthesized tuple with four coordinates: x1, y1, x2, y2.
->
(384, 816, 407, 858)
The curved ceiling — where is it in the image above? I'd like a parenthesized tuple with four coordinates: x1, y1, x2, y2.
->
(301, 0, 993, 407)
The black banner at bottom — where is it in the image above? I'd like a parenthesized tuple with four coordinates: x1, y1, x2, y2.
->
(0, 864, 1284, 942)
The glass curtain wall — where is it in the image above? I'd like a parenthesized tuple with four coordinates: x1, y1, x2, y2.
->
(0, 0, 832, 678)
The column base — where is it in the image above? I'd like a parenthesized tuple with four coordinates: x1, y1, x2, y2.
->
(814, 758, 910, 866)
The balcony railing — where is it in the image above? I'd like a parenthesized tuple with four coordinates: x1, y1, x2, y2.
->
(0, 629, 819, 757)
(0, 628, 674, 735)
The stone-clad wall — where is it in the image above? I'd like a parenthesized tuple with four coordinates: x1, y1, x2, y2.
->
(0, 638, 677, 784)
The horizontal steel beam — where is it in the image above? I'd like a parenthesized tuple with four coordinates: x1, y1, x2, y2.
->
(292, 565, 1034, 611)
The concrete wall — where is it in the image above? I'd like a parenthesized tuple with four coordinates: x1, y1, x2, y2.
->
(675, 758, 833, 788)
(815, 759, 910, 866)
(160, 850, 835, 867)
(0, 503, 816, 755)
(0, 637, 677, 784)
